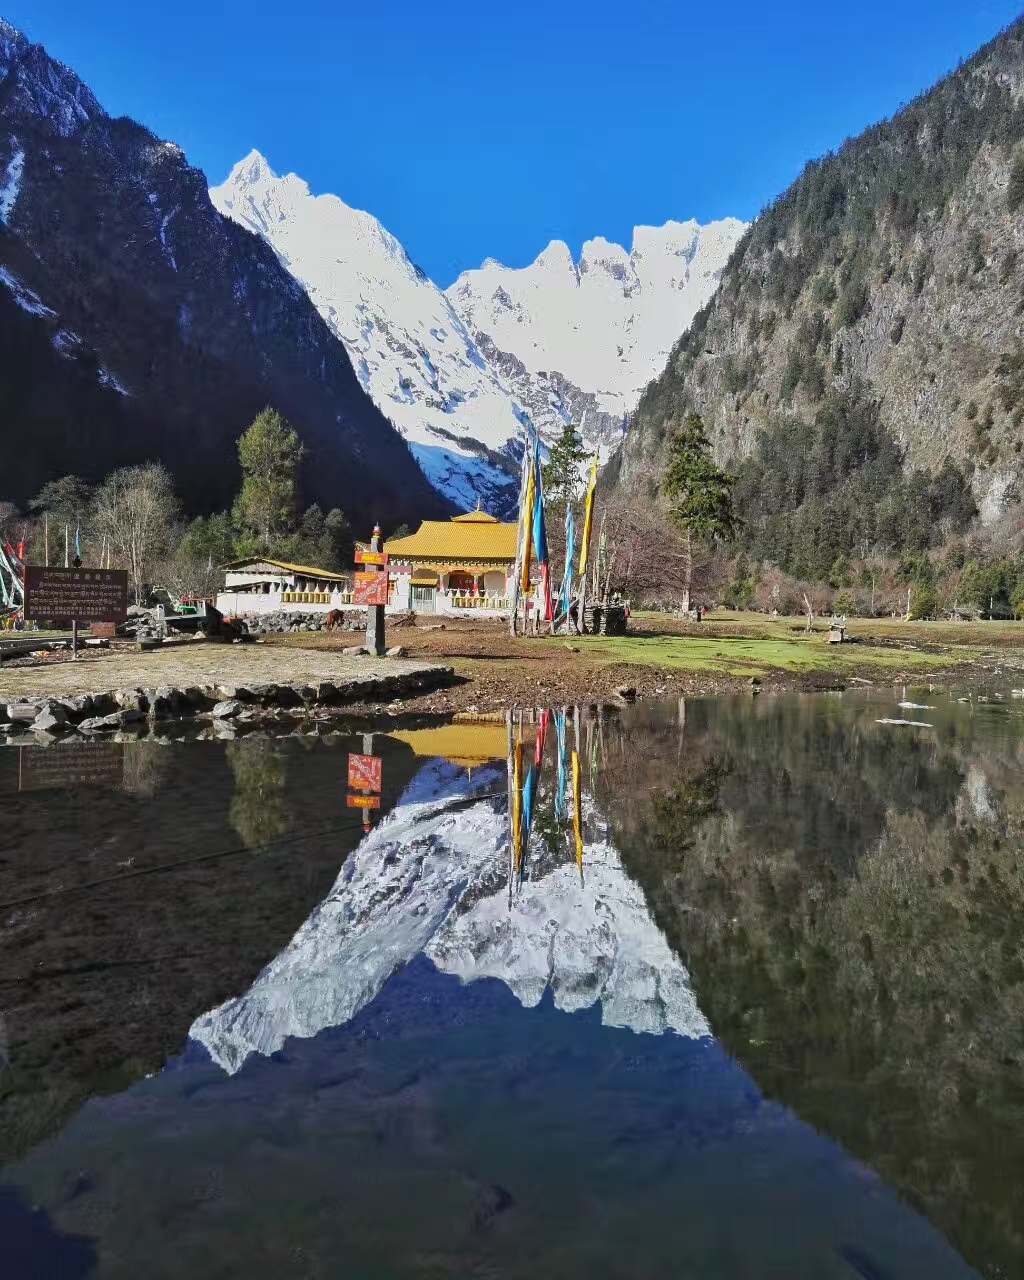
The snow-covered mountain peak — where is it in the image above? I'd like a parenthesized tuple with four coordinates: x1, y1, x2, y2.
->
(448, 214, 747, 431)
(212, 153, 525, 514)
(212, 148, 745, 510)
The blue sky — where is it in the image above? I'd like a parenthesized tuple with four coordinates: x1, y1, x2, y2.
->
(5, 1, 1023, 285)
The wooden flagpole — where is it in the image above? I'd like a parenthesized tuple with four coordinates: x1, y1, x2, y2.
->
(509, 426, 531, 636)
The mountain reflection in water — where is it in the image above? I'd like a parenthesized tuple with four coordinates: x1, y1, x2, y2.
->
(0, 689, 1020, 1278)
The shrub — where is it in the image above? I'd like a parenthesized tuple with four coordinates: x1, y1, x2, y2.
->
(1008, 151, 1024, 213)
(909, 581, 940, 619)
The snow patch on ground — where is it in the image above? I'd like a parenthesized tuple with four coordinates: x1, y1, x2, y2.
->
(0, 147, 24, 224)
(98, 366, 131, 396)
(0, 265, 56, 317)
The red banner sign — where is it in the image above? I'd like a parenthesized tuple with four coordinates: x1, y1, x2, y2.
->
(347, 793, 381, 810)
(355, 549, 388, 566)
(353, 571, 388, 606)
(348, 753, 383, 793)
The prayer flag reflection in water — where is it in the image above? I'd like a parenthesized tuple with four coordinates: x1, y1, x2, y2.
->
(0, 689, 1021, 1278)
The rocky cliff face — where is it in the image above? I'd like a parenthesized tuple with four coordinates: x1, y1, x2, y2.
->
(608, 18, 1024, 530)
(0, 19, 447, 526)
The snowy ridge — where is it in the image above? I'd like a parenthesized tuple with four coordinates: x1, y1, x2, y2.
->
(447, 218, 747, 432)
(0, 144, 24, 224)
(210, 153, 522, 514)
(210, 151, 744, 512)
(190, 758, 709, 1074)
(0, 17, 100, 137)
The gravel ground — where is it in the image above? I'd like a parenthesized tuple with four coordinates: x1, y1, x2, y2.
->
(0, 640, 445, 701)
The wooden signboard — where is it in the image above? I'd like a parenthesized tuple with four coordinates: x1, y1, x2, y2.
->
(353, 571, 388, 607)
(347, 793, 381, 810)
(355, 549, 388, 567)
(24, 567, 128, 623)
(348, 752, 383, 792)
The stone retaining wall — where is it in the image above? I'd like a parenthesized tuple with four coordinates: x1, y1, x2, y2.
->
(0, 666, 455, 739)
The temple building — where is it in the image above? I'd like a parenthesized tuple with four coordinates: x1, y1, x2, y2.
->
(385, 511, 518, 614)
(216, 557, 351, 616)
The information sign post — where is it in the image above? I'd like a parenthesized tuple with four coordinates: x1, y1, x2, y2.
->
(356, 526, 388, 656)
(24, 566, 128, 659)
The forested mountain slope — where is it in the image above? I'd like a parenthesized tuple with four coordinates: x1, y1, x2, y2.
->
(607, 18, 1024, 579)
(0, 19, 446, 526)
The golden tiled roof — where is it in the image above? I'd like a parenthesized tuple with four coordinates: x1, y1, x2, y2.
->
(385, 517, 517, 562)
(451, 510, 500, 524)
(223, 557, 349, 581)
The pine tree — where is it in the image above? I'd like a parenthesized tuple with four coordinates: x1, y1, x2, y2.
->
(232, 408, 303, 555)
(662, 412, 737, 612)
(542, 423, 588, 514)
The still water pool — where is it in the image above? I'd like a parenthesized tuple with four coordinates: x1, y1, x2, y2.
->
(0, 689, 1021, 1279)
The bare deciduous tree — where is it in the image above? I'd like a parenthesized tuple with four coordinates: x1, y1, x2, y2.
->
(164, 555, 223, 604)
(93, 464, 179, 603)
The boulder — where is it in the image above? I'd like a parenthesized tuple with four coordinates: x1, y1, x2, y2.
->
(212, 699, 242, 719)
(386, 646, 407, 658)
(88, 692, 119, 717)
(34, 703, 71, 733)
(6, 702, 39, 724)
(78, 713, 121, 733)
(117, 708, 146, 726)
(215, 683, 245, 701)
(314, 681, 338, 705)
(343, 645, 367, 657)
(150, 686, 184, 718)
(114, 688, 149, 713)
(57, 694, 94, 721)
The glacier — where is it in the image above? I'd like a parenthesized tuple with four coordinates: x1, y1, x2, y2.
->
(190, 757, 709, 1074)
(210, 150, 745, 512)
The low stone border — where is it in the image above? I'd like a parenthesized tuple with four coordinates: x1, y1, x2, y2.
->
(0, 667, 456, 739)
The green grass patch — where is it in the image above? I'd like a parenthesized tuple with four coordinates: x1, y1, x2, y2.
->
(554, 632, 956, 676)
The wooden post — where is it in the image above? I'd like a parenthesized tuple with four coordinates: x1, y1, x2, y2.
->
(364, 524, 387, 656)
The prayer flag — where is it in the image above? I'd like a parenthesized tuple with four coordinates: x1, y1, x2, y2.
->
(572, 749, 583, 874)
(578, 455, 599, 576)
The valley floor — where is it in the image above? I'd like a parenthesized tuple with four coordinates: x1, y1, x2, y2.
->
(2, 612, 1021, 716)
(268, 610, 1024, 712)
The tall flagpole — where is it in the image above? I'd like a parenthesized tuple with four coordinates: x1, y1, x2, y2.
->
(576, 454, 598, 635)
(509, 423, 532, 636)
